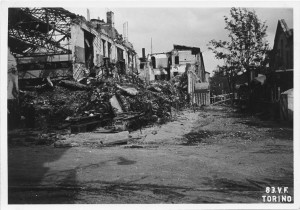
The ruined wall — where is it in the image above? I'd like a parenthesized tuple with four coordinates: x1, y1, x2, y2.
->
(71, 24, 85, 63)
(70, 20, 137, 78)
(110, 43, 117, 62)
(100, 36, 109, 60)
(17, 54, 72, 79)
(93, 35, 102, 66)
(100, 35, 130, 66)
(178, 51, 197, 64)
(8, 49, 18, 100)
(146, 55, 155, 81)
(70, 24, 88, 81)
(171, 51, 197, 65)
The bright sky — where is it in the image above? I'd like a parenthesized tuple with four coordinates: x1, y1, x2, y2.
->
(66, 7, 293, 74)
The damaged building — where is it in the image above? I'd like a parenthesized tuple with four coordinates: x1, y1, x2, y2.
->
(8, 8, 138, 83)
(139, 45, 210, 105)
(7, 7, 195, 133)
(7, 7, 140, 130)
(7, 8, 210, 134)
(139, 45, 208, 82)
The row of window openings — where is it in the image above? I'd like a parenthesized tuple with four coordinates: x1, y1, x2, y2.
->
(101, 39, 127, 61)
(150, 56, 180, 69)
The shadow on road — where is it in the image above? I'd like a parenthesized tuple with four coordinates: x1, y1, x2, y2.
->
(8, 144, 77, 204)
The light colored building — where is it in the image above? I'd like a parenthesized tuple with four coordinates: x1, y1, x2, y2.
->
(138, 44, 210, 105)
(141, 45, 207, 83)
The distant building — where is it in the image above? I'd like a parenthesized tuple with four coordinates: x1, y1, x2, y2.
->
(270, 19, 293, 71)
(266, 19, 293, 103)
(170, 45, 206, 82)
(248, 19, 293, 121)
(139, 44, 210, 105)
(140, 44, 207, 83)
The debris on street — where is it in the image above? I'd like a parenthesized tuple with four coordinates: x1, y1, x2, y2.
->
(18, 72, 190, 136)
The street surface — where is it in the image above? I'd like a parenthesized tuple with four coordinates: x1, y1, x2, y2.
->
(8, 106, 293, 204)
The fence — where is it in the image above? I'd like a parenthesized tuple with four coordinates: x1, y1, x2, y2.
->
(188, 70, 210, 106)
(210, 93, 234, 105)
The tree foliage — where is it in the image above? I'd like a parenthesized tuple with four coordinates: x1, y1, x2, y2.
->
(208, 7, 269, 91)
(210, 69, 230, 96)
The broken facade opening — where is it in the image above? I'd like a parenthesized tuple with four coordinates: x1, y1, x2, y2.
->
(8, 7, 138, 83)
(83, 30, 95, 70)
(7, 7, 142, 131)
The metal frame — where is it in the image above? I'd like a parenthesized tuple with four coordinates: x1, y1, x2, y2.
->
(8, 7, 77, 57)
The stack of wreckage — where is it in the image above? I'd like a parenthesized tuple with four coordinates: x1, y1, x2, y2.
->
(19, 69, 190, 133)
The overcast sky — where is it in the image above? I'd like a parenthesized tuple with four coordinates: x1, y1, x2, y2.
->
(66, 7, 293, 74)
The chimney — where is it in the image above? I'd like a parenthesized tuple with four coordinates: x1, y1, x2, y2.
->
(123, 22, 128, 42)
(142, 48, 146, 59)
(106, 11, 114, 28)
(87, 9, 90, 21)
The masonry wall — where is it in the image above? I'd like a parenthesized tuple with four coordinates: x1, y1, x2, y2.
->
(70, 24, 89, 80)
(70, 20, 137, 80)
(70, 24, 85, 63)
(93, 35, 101, 66)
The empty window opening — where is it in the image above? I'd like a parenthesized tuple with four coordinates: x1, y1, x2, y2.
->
(175, 56, 179, 64)
(151, 56, 156, 68)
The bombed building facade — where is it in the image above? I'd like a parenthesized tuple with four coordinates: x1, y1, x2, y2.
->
(7, 8, 203, 132)
(139, 45, 208, 82)
(7, 7, 140, 130)
(138, 45, 210, 105)
(8, 8, 138, 82)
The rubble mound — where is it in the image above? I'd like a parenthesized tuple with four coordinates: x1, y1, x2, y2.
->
(19, 73, 189, 131)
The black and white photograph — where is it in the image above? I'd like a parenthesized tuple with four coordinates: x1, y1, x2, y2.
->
(1, 0, 299, 208)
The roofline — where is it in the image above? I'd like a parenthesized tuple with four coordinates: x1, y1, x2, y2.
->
(273, 19, 293, 49)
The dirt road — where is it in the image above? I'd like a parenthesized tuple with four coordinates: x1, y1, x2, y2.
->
(8, 106, 293, 204)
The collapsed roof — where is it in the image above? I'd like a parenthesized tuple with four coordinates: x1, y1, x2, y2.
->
(8, 7, 78, 57)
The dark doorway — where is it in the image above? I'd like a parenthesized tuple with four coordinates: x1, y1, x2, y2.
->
(117, 47, 124, 61)
(108, 42, 112, 60)
(84, 30, 94, 69)
(151, 56, 156, 68)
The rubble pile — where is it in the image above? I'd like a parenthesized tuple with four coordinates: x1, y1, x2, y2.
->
(19, 72, 189, 131)
(20, 85, 90, 128)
